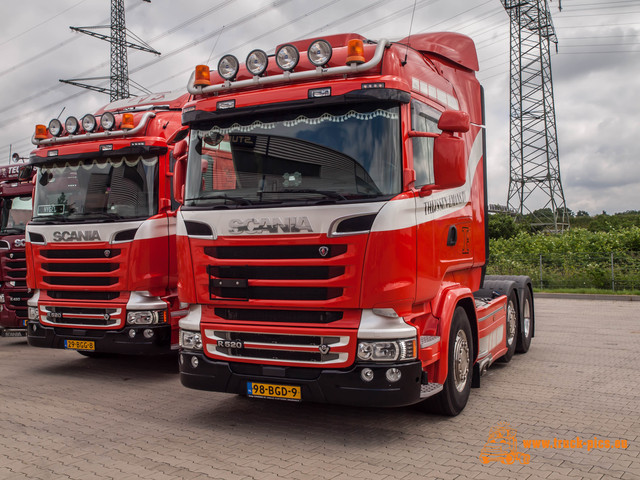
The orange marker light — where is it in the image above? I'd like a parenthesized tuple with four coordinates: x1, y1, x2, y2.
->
(121, 113, 135, 130)
(346, 39, 365, 65)
(34, 124, 48, 139)
(194, 65, 211, 86)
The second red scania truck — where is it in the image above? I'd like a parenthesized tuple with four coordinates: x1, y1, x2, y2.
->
(174, 33, 534, 415)
(25, 91, 189, 355)
(0, 164, 35, 337)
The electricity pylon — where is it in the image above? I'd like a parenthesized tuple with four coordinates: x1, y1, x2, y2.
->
(60, 0, 160, 101)
(502, 0, 569, 232)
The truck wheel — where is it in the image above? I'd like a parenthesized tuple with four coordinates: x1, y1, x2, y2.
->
(516, 287, 533, 353)
(498, 291, 518, 363)
(435, 306, 473, 416)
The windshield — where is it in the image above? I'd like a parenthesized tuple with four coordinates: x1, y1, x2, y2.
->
(0, 196, 32, 234)
(32, 155, 159, 223)
(185, 103, 401, 207)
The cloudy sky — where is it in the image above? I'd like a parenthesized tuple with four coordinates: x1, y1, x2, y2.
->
(0, 0, 638, 215)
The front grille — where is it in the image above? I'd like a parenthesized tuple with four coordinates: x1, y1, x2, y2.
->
(43, 276, 118, 287)
(37, 248, 123, 290)
(47, 290, 120, 301)
(205, 329, 350, 365)
(40, 249, 121, 259)
(214, 308, 343, 324)
(41, 305, 121, 327)
(205, 243, 348, 302)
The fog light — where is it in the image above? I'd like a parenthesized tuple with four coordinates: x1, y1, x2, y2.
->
(143, 329, 154, 339)
(386, 368, 402, 383)
(191, 356, 199, 368)
(128, 329, 136, 338)
(361, 368, 374, 382)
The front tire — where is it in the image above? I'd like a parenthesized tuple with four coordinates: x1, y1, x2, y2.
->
(434, 306, 473, 416)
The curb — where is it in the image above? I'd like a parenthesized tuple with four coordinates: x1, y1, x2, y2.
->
(535, 292, 640, 302)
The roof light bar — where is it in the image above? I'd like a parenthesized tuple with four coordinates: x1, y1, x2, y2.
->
(100, 112, 116, 130)
(346, 39, 365, 65)
(34, 125, 48, 140)
(194, 65, 211, 86)
(275, 44, 299, 72)
(82, 114, 97, 133)
(188, 39, 389, 95)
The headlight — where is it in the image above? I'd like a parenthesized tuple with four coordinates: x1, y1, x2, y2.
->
(126, 310, 164, 325)
(5, 281, 15, 287)
(28, 306, 39, 320)
(180, 330, 202, 350)
(65, 116, 79, 134)
(356, 338, 416, 362)
(82, 114, 97, 132)
(0, 294, 5, 303)
(100, 112, 116, 130)
(246, 49, 268, 76)
(48, 119, 63, 137)
(275, 44, 299, 71)
(217, 54, 239, 80)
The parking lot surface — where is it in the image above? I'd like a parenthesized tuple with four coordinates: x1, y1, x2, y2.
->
(1, 298, 638, 480)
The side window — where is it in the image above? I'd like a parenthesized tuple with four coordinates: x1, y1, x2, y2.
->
(411, 100, 441, 187)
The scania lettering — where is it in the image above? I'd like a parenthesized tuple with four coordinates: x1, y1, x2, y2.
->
(26, 91, 190, 355)
(0, 164, 35, 337)
(175, 34, 534, 415)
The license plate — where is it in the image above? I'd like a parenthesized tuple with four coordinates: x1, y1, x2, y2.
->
(247, 382, 302, 401)
(64, 339, 95, 351)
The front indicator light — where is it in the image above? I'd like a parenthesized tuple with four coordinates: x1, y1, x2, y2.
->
(308, 39, 332, 67)
(246, 49, 268, 76)
(218, 54, 239, 80)
(275, 44, 299, 71)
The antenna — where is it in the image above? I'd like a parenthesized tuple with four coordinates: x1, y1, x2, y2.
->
(402, 0, 418, 66)
(60, 0, 160, 101)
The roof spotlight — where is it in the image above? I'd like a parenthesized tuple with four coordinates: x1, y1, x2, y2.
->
(82, 114, 97, 132)
(275, 44, 299, 72)
(217, 54, 239, 81)
(48, 119, 63, 137)
(246, 49, 269, 76)
(65, 116, 79, 135)
(100, 112, 116, 130)
(307, 40, 332, 67)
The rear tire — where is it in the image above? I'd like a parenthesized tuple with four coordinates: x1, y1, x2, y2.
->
(516, 288, 533, 353)
(433, 306, 473, 416)
(498, 291, 518, 363)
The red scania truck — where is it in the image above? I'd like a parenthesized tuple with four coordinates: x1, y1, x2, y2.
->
(25, 91, 190, 355)
(0, 164, 35, 337)
(175, 33, 534, 415)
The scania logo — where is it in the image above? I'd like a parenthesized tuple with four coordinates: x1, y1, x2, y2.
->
(14, 239, 26, 248)
(52, 230, 101, 242)
(104, 314, 110, 321)
(319, 344, 331, 355)
(318, 246, 329, 257)
(228, 217, 313, 235)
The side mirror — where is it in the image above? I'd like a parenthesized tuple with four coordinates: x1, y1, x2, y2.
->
(173, 138, 188, 159)
(18, 165, 34, 181)
(433, 133, 466, 189)
(437, 110, 470, 133)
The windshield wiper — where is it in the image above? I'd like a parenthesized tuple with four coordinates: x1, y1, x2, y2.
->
(278, 189, 347, 201)
(202, 194, 252, 205)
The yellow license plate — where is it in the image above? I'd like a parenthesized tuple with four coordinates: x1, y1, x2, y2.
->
(247, 382, 302, 401)
(64, 339, 95, 351)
